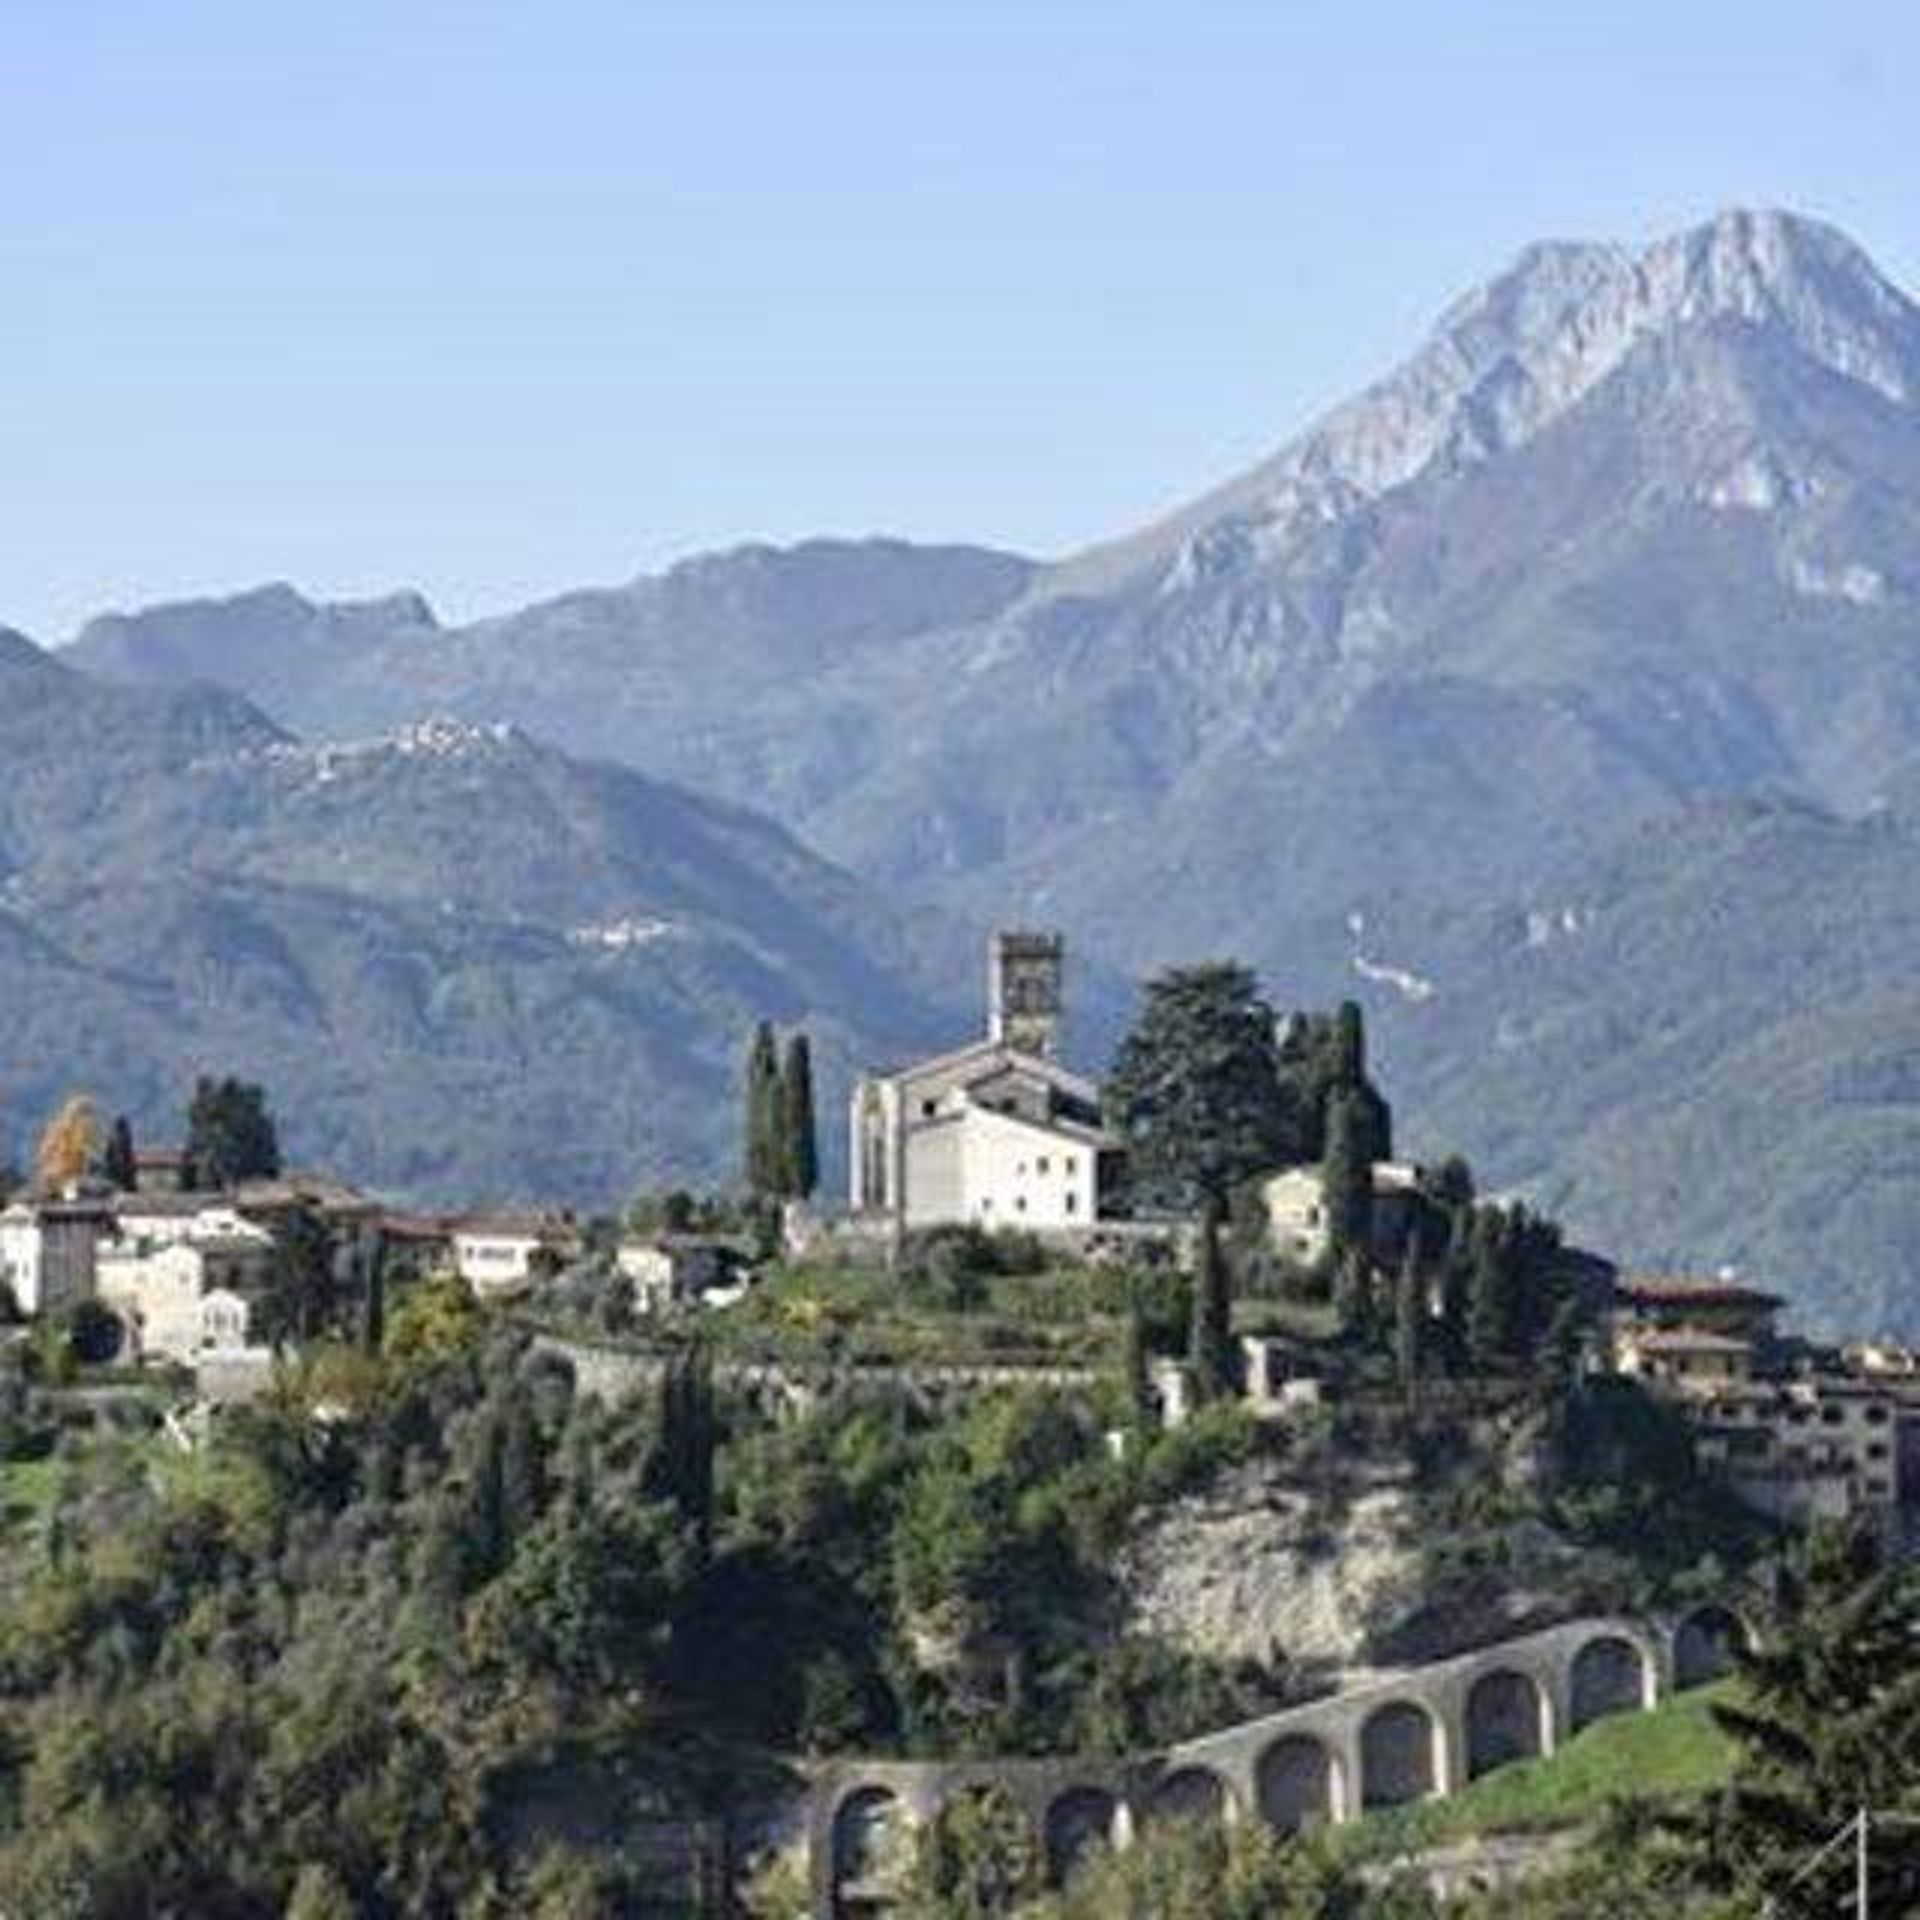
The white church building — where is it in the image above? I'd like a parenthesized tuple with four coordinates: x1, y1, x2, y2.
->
(848, 932, 1123, 1234)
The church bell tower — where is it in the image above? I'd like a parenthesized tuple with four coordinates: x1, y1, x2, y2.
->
(989, 930, 1065, 1059)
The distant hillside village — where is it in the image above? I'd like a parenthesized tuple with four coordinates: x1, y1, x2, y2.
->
(3, 932, 1918, 1536)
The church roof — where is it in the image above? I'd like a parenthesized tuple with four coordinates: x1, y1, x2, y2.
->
(869, 1035, 1100, 1105)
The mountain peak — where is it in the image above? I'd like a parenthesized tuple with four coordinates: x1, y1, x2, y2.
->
(1051, 210, 1919, 600)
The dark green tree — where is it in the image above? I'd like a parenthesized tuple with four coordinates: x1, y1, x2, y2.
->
(1187, 1201, 1236, 1399)
(258, 1202, 337, 1346)
(1686, 1526, 1920, 1912)
(1321, 1088, 1374, 1262)
(1465, 1207, 1516, 1373)
(184, 1076, 281, 1189)
(1106, 962, 1287, 1210)
(742, 1022, 782, 1197)
(1119, 1298, 1153, 1435)
(780, 1030, 818, 1200)
(1394, 1247, 1424, 1399)
(499, 1385, 549, 1549)
(102, 1116, 137, 1192)
(1333, 1247, 1375, 1343)
(645, 1346, 716, 1550)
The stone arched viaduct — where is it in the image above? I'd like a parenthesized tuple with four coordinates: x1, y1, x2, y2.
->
(804, 1604, 1747, 1915)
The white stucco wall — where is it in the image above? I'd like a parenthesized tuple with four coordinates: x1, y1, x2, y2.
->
(956, 1106, 1100, 1230)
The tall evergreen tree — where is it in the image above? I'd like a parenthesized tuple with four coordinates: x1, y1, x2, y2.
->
(780, 1031, 818, 1200)
(499, 1385, 549, 1549)
(1321, 1088, 1373, 1261)
(645, 1346, 716, 1550)
(1187, 1200, 1236, 1399)
(103, 1115, 137, 1192)
(1394, 1246, 1424, 1399)
(1437, 1201, 1474, 1374)
(742, 1022, 782, 1196)
(1466, 1208, 1516, 1373)
(1106, 962, 1287, 1210)
(1119, 1300, 1153, 1434)
(1333, 1247, 1375, 1343)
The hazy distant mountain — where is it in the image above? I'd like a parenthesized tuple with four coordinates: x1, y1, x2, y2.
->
(43, 208, 1920, 1326)
(0, 636, 958, 1205)
(1369, 794, 1920, 1337)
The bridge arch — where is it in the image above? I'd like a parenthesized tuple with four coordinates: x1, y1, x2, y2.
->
(831, 1784, 911, 1905)
(1673, 1605, 1747, 1689)
(1255, 1731, 1346, 1832)
(1148, 1764, 1232, 1827)
(1465, 1667, 1551, 1777)
(1360, 1700, 1443, 1809)
(1569, 1633, 1654, 1730)
(1044, 1786, 1126, 1885)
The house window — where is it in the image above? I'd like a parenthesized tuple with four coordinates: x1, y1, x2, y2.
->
(1065, 1156, 1076, 1175)
(922, 1099, 937, 1118)
(1821, 1407, 1844, 1426)
(1014, 1197, 1026, 1213)
(1065, 1192, 1078, 1216)
(1036, 1156, 1050, 1175)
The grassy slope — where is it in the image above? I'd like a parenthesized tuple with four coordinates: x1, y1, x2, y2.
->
(1340, 1682, 1739, 1862)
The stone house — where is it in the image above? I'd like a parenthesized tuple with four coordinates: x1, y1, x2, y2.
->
(1261, 1160, 1427, 1269)
(95, 1204, 274, 1364)
(453, 1212, 583, 1300)
(616, 1235, 739, 1314)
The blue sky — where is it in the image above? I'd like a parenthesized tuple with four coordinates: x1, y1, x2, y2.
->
(4, 2, 1917, 641)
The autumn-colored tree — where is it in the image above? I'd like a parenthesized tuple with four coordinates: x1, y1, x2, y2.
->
(34, 1096, 102, 1194)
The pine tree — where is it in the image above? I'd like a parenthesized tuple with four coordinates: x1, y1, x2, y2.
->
(1394, 1246, 1424, 1399)
(780, 1031, 818, 1200)
(1187, 1200, 1235, 1399)
(184, 1076, 281, 1188)
(743, 1022, 782, 1196)
(1321, 1089, 1373, 1261)
(103, 1115, 137, 1191)
(1686, 1526, 1920, 1911)
(1106, 962, 1287, 1209)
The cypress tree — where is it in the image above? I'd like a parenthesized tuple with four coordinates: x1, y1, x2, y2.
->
(1333, 999, 1366, 1087)
(743, 1022, 781, 1196)
(499, 1385, 548, 1549)
(780, 1031, 818, 1200)
(1334, 1247, 1375, 1343)
(1119, 1297, 1152, 1434)
(1321, 1089, 1373, 1261)
(103, 1116, 137, 1192)
(1466, 1208, 1514, 1374)
(1437, 1201, 1474, 1372)
(1394, 1246, 1424, 1399)
(1188, 1200, 1235, 1399)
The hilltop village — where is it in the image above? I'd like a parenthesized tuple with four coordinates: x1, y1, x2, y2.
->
(0, 935, 1916, 1915)
(5, 934, 1915, 1533)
